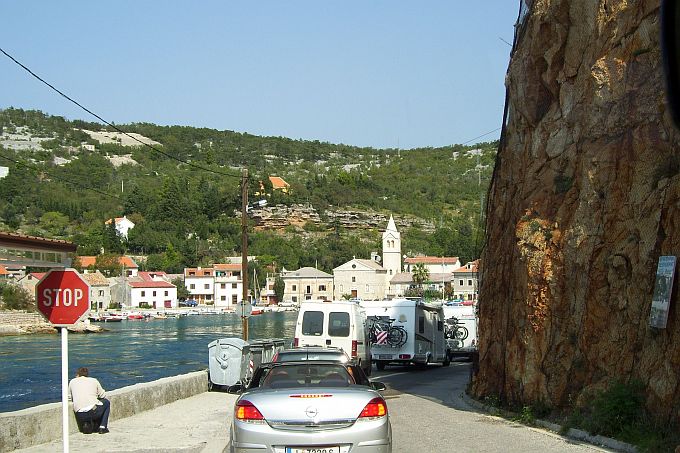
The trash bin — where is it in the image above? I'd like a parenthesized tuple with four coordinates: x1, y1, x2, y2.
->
(208, 338, 250, 390)
(246, 338, 288, 380)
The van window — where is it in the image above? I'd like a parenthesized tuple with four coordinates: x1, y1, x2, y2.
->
(419, 316, 425, 333)
(328, 312, 350, 337)
(302, 311, 324, 336)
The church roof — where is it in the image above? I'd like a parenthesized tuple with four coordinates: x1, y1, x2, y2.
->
(385, 215, 397, 232)
(282, 267, 333, 278)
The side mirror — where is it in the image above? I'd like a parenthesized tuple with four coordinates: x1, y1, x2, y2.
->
(662, 0, 680, 127)
(370, 381, 387, 391)
(226, 383, 244, 394)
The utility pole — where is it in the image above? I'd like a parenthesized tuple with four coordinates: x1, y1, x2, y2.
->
(241, 168, 249, 341)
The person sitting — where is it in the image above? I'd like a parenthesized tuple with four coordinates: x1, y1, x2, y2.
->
(68, 367, 111, 434)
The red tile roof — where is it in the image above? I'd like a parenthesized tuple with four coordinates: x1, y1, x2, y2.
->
(0, 266, 9, 275)
(29, 272, 46, 280)
(0, 231, 76, 252)
(214, 263, 241, 271)
(269, 176, 289, 189)
(128, 281, 175, 288)
(138, 271, 168, 281)
(78, 256, 138, 268)
(404, 256, 459, 265)
(184, 268, 214, 276)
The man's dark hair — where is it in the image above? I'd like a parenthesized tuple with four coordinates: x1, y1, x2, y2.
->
(76, 367, 89, 377)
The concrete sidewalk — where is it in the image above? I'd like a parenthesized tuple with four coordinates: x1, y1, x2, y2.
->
(15, 392, 237, 453)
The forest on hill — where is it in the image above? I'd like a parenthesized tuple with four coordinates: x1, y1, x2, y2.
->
(0, 108, 495, 284)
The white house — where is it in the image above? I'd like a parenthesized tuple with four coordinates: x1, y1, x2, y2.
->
(105, 215, 135, 239)
(127, 280, 177, 309)
(213, 263, 242, 308)
(184, 267, 215, 304)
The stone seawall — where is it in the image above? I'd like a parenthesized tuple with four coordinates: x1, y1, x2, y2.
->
(0, 370, 208, 452)
(0, 311, 55, 335)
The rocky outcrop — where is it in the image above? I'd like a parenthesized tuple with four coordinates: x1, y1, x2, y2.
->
(0, 311, 102, 335)
(472, 0, 680, 424)
(248, 203, 435, 233)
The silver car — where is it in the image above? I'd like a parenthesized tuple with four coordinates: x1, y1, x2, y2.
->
(229, 361, 391, 453)
(272, 346, 351, 364)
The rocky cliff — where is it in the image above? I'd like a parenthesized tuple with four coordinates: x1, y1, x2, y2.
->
(472, 0, 680, 424)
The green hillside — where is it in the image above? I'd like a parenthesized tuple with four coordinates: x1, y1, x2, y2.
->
(0, 108, 495, 279)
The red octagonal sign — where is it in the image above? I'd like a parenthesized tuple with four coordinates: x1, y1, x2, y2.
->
(36, 269, 90, 326)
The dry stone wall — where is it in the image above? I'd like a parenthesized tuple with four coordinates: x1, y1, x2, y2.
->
(472, 0, 680, 424)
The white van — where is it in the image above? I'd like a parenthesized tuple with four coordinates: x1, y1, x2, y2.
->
(294, 300, 372, 376)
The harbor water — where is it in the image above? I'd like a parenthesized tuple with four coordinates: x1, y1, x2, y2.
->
(0, 311, 297, 413)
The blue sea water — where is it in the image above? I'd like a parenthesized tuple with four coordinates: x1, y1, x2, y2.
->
(0, 311, 297, 413)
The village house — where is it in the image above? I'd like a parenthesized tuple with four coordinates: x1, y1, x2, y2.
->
(451, 260, 479, 302)
(403, 255, 461, 273)
(81, 271, 112, 310)
(272, 267, 334, 304)
(17, 272, 45, 296)
(104, 215, 135, 239)
(77, 255, 139, 277)
(213, 263, 243, 309)
(111, 271, 177, 309)
(333, 258, 387, 301)
(184, 267, 215, 304)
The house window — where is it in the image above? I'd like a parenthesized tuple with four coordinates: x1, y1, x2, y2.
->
(141, 291, 146, 297)
(189, 272, 195, 276)
(468, 280, 473, 286)
(459, 280, 464, 286)
(164, 291, 168, 296)
(204, 284, 209, 289)
(232, 283, 237, 289)
(319, 285, 326, 291)
(292, 285, 297, 291)
(232, 295, 238, 303)
(153, 291, 157, 297)
(292, 296, 298, 302)
(190, 284, 195, 289)
(352, 277, 356, 283)
(206, 295, 212, 300)
(98, 290, 104, 297)
(306, 285, 311, 294)
(221, 283, 226, 289)
(221, 296, 226, 301)
(365, 284, 369, 292)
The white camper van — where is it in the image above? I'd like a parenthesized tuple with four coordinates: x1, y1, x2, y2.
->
(443, 303, 478, 360)
(362, 299, 450, 370)
(294, 300, 372, 376)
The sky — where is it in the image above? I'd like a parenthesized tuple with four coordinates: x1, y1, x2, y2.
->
(1, 1, 518, 150)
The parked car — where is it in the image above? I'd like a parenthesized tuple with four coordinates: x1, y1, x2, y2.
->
(179, 299, 198, 307)
(271, 346, 350, 364)
(228, 360, 391, 453)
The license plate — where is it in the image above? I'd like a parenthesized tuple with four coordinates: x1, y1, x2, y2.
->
(286, 447, 340, 453)
(378, 354, 392, 359)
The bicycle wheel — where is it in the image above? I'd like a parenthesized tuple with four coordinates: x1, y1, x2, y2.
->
(387, 327, 405, 346)
(455, 326, 469, 341)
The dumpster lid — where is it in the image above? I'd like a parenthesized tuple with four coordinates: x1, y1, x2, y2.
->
(209, 338, 250, 350)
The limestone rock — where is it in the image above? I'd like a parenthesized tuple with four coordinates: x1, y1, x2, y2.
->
(472, 0, 680, 424)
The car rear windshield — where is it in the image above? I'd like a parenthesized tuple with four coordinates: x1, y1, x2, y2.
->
(302, 311, 324, 336)
(262, 364, 354, 389)
(277, 351, 345, 362)
(328, 312, 350, 337)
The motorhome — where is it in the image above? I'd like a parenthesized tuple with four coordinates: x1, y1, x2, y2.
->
(294, 300, 372, 376)
(443, 303, 478, 360)
(361, 298, 449, 370)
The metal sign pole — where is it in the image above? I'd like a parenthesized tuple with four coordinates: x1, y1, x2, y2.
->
(241, 168, 249, 341)
(61, 327, 69, 453)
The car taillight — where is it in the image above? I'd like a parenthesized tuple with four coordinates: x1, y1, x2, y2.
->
(235, 400, 264, 422)
(294, 337, 299, 347)
(358, 397, 387, 419)
(398, 354, 411, 360)
(351, 340, 358, 358)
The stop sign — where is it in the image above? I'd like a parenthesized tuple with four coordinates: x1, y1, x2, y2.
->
(36, 269, 90, 326)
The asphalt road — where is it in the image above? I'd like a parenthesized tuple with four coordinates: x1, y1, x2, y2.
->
(16, 361, 616, 453)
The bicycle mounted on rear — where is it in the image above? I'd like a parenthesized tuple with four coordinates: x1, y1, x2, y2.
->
(444, 316, 468, 348)
(367, 316, 408, 347)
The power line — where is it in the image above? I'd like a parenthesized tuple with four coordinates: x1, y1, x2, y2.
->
(0, 152, 123, 201)
(0, 46, 242, 180)
(461, 127, 501, 146)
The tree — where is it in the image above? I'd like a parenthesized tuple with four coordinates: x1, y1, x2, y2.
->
(274, 276, 285, 303)
(0, 283, 34, 311)
(411, 263, 430, 293)
(95, 253, 123, 277)
(172, 277, 190, 301)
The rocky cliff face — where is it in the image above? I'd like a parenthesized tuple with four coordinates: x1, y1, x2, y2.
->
(472, 0, 680, 423)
